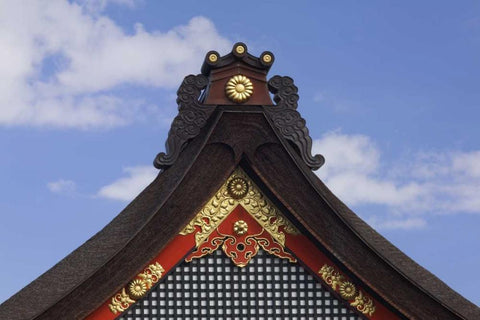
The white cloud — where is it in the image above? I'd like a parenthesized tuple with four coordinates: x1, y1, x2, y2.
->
(313, 132, 423, 208)
(0, 1, 231, 128)
(97, 166, 158, 201)
(313, 131, 480, 229)
(452, 151, 480, 177)
(406, 151, 480, 213)
(313, 133, 380, 177)
(47, 179, 77, 194)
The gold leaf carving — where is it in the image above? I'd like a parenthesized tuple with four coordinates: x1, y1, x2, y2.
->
(141, 262, 164, 285)
(351, 290, 376, 316)
(319, 264, 344, 290)
(109, 263, 164, 314)
(180, 168, 299, 247)
(108, 288, 134, 314)
(319, 264, 376, 316)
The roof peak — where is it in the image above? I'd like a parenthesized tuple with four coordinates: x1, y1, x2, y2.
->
(201, 42, 274, 76)
(200, 42, 274, 106)
(153, 42, 324, 171)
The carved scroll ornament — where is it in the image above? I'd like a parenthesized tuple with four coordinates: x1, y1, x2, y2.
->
(185, 215, 296, 268)
(154, 74, 214, 169)
(265, 75, 325, 170)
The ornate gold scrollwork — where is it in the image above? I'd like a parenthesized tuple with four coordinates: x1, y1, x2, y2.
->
(180, 168, 299, 247)
(319, 264, 376, 316)
(351, 290, 376, 316)
(109, 262, 165, 314)
(108, 289, 134, 315)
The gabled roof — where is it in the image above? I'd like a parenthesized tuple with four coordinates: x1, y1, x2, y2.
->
(0, 43, 478, 320)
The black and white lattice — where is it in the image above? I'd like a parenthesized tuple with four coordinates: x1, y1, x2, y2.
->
(118, 249, 364, 320)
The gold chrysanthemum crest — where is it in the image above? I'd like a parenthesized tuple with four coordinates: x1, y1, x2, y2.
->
(319, 264, 376, 316)
(109, 262, 165, 314)
(339, 281, 357, 299)
(128, 279, 147, 299)
(227, 177, 248, 199)
(225, 75, 253, 103)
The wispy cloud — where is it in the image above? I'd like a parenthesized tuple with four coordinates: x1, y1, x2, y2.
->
(0, 1, 231, 128)
(313, 131, 480, 229)
(97, 166, 158, 201)
(47, 179, 77, 195)
(313, 132, 422, 208)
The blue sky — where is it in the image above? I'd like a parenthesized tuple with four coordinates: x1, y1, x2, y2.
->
(0, 0, 479, 306)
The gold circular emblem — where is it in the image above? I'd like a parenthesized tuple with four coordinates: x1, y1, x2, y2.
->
(225, 75, 253, 103)
(227, 177, 248, 199)
(339, 281, 357, 300)
(262, 54, 272, 63)
(234, 220, 248, 235)
(235, 45, 245, 54)
(208, 53, 218, 63)
(128, 279, 147, 299)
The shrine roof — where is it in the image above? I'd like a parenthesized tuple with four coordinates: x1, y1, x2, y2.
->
(0, 43, 478, 320)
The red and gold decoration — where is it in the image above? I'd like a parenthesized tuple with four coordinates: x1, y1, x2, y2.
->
(108, 262, 165, 314)
(233, 220, 248, 235)
(319, 264, 376, 316)
(180, 169, 299, 249)
(88, 168, 397, 320)
(185, 205, 296, 267)
(180, 169, 298, 267)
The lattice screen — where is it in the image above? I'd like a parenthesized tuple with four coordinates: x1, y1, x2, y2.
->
(118, 249, 364, 320)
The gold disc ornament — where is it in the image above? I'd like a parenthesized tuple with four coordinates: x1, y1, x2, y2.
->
(233, 220, 248, 235)
(225, 75, 254, 103)
(339, 281, 357, 300)
(128, 279, 147, 299)
(227, 177, 249, 199)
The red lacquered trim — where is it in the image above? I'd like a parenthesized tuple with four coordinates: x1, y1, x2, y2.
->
(87, 205, 401, 320)
(286, 233, 400, 319)
(86, 233, 195, 320)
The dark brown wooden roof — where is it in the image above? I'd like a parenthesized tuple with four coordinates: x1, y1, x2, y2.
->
(0, 43, 478, 320)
